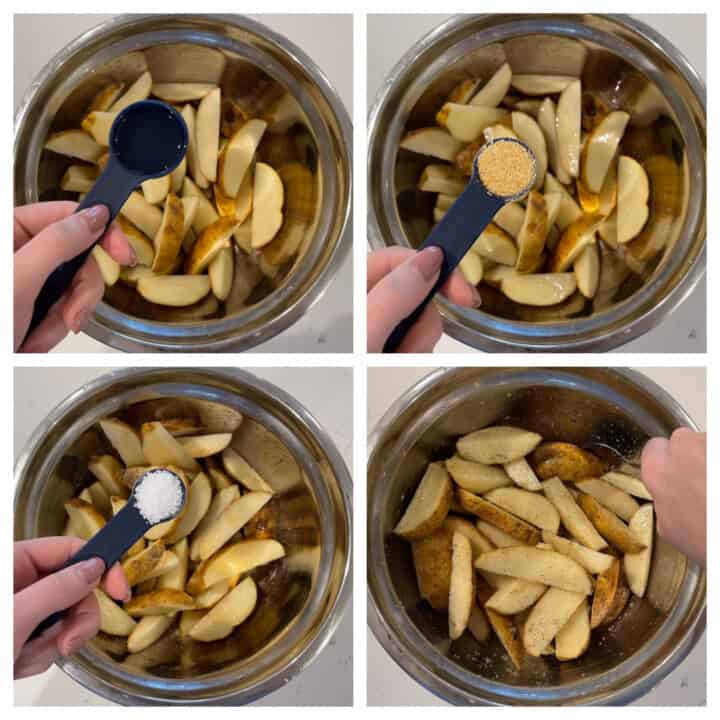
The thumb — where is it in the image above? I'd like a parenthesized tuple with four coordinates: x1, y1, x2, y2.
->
(367, 246, 444, 351)
(14, 557, 105, 650)
(15, 205, 110, 298)
(640, 437, 669, 496)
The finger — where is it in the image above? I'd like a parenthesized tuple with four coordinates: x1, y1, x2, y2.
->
(13, 614, 64, 666)
(14, 205, 110, 299)
(367, 246, 444, 352)
(17, 295, 70, 353)
(14, 630, 63, 679)
(57, 594, 100, 657)
(14, 537, 84, 591)
(640, 437, 669, 496)
(60, 256, 105, 334)
(101, 224, 136, 266)
(14, 201, 78, 249)
(396, 303, 444, 353)
(439, 271, 481, 307)
(367, 247, 416, 291)
(14, 557, 106, 650)
(102, 563, 131, 602)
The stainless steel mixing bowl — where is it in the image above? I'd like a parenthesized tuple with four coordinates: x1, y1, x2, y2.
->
(368, 368, 705, 704)
(15, 15, 352, 352)
(15, 368, 352, 705)
(368, 15, 706, 351)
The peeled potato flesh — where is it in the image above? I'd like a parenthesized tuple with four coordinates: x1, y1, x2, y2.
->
(436, 103, 508, 142)
(556, 79, 582, 178)
(400, 127, 464, 161)
(501, 272, 577, 306)
(457, 426, 542, 464)
(393, 463, 452, 540)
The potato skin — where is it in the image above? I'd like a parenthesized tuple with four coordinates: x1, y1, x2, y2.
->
(411, 528, 453, 611)
(590, 557, 620, 628)
(530, 442, 605, 482)
(577, 494, 646, 553)
(394, 464, 452, 541)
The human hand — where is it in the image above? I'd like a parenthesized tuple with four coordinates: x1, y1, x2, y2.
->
(367, 247, 481, 352)
(14, 537, 130, 679)
(14, 201, 136, 352)
(641, 428, 706, 566)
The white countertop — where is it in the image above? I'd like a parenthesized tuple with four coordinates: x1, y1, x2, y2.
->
(14, 14, 353, 354)
(367, 366, 706, 705)
(367, 14, 706, 353)
(14, 367, 353, 706)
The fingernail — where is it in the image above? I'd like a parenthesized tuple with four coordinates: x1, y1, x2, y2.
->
(76, 557, 105, 584)
(63, 635, 85, 656)
(412, 246, 444, 281)
(72, 308, 91, 333)
(80, 205, 110, 233)
(471, 286, 482, 308)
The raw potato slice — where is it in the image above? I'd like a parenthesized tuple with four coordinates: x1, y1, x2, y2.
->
(577, 494, 647, 553)
(483, 264, 517, 289)
(493, 202, 526, 238)
(185, 217, 237, 274)
(125, 589, 195, 617)
(137, 274, 210, 306)
(164, 473, 212, 544)
(152, 82, 216, 102)
(143, 550, 179, 580)
(447, 78, 482, 104)
(181, 195, 199, 239)
(192, 485, 240, 553)
(393, 463, 452, 540)
(617, 155, 650, 243)
(220, 118, 267, 196)
(475, 546, 591, 594)
(471, 224, 517, 266)
(87, 482, 112, 516)
(538, 98, 571, 185)
(121, 192, 163, 238)
(511, 112, 547, 189)
(194, 578, 237, 609)
(87, 81, 125, 113)
(602, 472, 653, 500)
(44, 130, 103, 162)
(222, 448, 273, 493)
(467, 605, 490, 642)
(544, 173, 582, 230)
(411, 527, 453, 610)
(503, 458, 541, 491)
(443, 516, 493, 556)
(179, 610, 205, 638)
(555, 599, 590, 660)
(64, 499, 105, 540)
(99, 418, 145, 466)
(457, 426, 542, 464)
(576, 478, 640, 522)
(590, 556, 620, 628)
(456, 489, 541, 545)
(122, 540, 166, 586)
(195, 87, 221, 182)
(182, 177, 218, 232)
(89, 245, 119, 286)
(556, 79, 582, 178)
(418, 164, 466, 195)
(484, 487, 560, 532)
(179, 433, 232, 458)
(542, 477, 607, 550)
(541, 531, 612, 575)
(531, 441, 605, 482)
(94, 589, 136, 636)
(458, 252, 484, 285)
(127, 614, 175, 654)
(482, 601, 525, 669)
(181, 104, 208, 188)
(448, 533, 475, 640)
(476, 520, 525, 548)
(157, 539, 189, 590)
(81, 111, 117, 146)
(581, 111, 630, 192)
(574, 243, 600, 299)
(141, 422, 199, 472)
(189, 577, 257, 642)
(436, 103, 508, 142)
(523, 587, 585, 656)
(544, 192, 563, 229)
(486, 578, 546, 614)
(151, 194, 184, 274)
(192, 492, 272, 562)
(501, 273, 576, 306)
(445, 455, 512, 494)
(60, 164, 97, 193)
(110, 71, 152, 112)
(400, 127, 464, 161)
(170, 155, 187, 194)
(88, 454, 126, 498)
(470, 63, 512, 108)
(550, 215, 602, 272)
(115, 217, 155, 266)
(503, 98, 542, 116)
(511, 74, 576, 95)
(142, 174, 171, 205)
(251, 163, 284, 249)
(624, 504, 654, 597)
(515, 191, 548, 271)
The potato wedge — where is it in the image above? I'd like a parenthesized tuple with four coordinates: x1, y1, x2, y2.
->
(156, 538, 189, 591)
(141, 421, 199, 472)
(191, 492, 272, 562)
(87, 482, 112, 517)
(399, 127, 464, 162)
(511, 74, 576, 96)
(503, 458, 541, 491)
(99, 418, 145, 467)
(581, 111, 630, 193)
(88, 454, 127, 498)
(94, 589, 136, 636)
(590, 556, 621, 628)
(194, 578, 237, 609)
(556, 79, 581, 178)
(467, 604, 490, 642)
(501, 273, 577, 306)
(63, 499, 105, 540)
(87, 81, 125, 113)
(445, 455, 512, 494)
(418, 164, 467, 195)
(196, 87, 221, 182)
(541, 531, 612, 575)
(125, 588, 195, 617)
(457, 489, 541, 545)
(602, 471, 653, 500)
(576, 478, 640, 522)
(204, 456, 234, 492)
(44, 129, 103, 163)
(515, 191, 549, 271)
(485, 578, 546, 615)
(544, 172, 582, 231)
(523, 586, 585, 656)
(577, 493, 647, 553)
(190, 577, 257, 642)
(152, 82, 216, 102)
(531, 442, 605, 482)
(449, 533, 475, 640)
(411, 527, 453, 611)
(478, 588, 525, 669)
(138, 273, 211, 308)
(574, 242, 600, 299)
(127, 614, 175, 654)
(458, 252, 484, 286)
(541, 476, 607, 550)
(185, 216, 237, 274)
(624, 504, 654, 597)
(538, 97, 571, 185)
(601, 573, 631, 626)
(121, 191, 163, 238)
(555, 598, 590, 661)
(222, 448, 273, 493)
(151, 193, 184, 274)
(110, 71, 152, 112)
(475, 519, 525, 548)
(511, 113, 547, 190)
(393, 463, 452, 541)
(457, 426, 542, 465)
(220, 118, 267, 197)
(122, 540, 166, 586)
(179, 610, 205, 638)
(178, 434, 232, 459)
(550, 215, 603, 272)
(436, 103, 508, 142)
(484, 487, 560, 532)
(60, 164, 97, 193)
(115, 216, 155, 266)
(471, 223, 518, 266)
(142, 173, 170, 205)
(470, 63, 512, 107)
(181, 105, 208, 188)
(164, 473, 212, 544)
(191, 485, 240, 551)
(443, 516, 493, 556)
(493, 202, 526, 238)
(209, 247, 234, 301)
(143, 550, 180, 580)
(251, 162, 284, 249)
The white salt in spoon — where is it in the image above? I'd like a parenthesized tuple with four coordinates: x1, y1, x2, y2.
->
(29, 468, 186, 640)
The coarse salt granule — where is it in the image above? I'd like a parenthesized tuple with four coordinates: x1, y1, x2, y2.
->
(134, 469, 183, 524)
(476, 139, 535, 198)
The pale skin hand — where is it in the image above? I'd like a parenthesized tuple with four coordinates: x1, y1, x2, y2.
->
(367, 247, 481, 352)
(14, 202, 136, 353)
(641, 428, 706, 567)
(14, 537, 130, 679)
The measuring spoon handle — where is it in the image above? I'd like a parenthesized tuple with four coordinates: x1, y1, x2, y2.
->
(382, 182, 504, 353)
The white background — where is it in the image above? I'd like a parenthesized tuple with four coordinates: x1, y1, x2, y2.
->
(14, 366, 353, 706)
(367, 366, 706, 705)
(14, 14, 354, 354)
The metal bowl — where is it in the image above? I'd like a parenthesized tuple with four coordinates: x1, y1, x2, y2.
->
(15, 14, 352, 352)
(367, 368, 705, 704)
(368, 15, 706, 351)
(15, 368, 352, 705)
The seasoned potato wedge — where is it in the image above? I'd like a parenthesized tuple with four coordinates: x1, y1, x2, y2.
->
(624, 504, 654, 597)
(222, 448, 273, 493)
(478, 587, 525, 669)
(456, 426, 542, 465)
(126, 614, 175, 654)
(178, 433, 232, 458)
(602, 471, 653, 500)
(484, 487, 561, 532)
(555, 598, 590, 661)
(590, 556, 621, 628)
(475, 519, 525, 548)
(531, 442, 605, 482)
(445, 455, 512, 494)
(503, 458, 541, 491)
(164, 472, 212, 544)
(448, 533, 475, 640)
(443, 516, 493, 556)
(64, 499, 105, 540)
(122, 540, 166, 586)
(541, 531, 613, 575)
(125, 589, 195, 617)
(411, 527, 453, 611)
(189, 577, 257, 642)
(485, 578, 546, 615)
(393, 463, 452, 541)
(601, 572, 631, 626)
(467, 604, 491, 643)
(577, 494, 647, 553)
(99, 418, 145, 467)
(456, 489, 541, 545)
(523, 587, 585, 657)
(576, 477, 640, 522)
